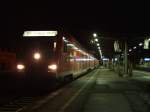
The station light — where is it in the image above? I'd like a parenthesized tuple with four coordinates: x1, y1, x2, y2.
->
(94, 38, 98, 42)
(97, 43, 100, 46)
(129, 49, 132, 52)
(139, 43, 143, 46)
(133, 46, 137, 49)
(93, 33, 97, 37)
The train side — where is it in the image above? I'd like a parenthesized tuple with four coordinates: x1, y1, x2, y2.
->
(56, 33, 99, 80)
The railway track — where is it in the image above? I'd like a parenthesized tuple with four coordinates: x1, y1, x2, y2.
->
(0, 97, 34, 112)
(0, 75, 81, 112)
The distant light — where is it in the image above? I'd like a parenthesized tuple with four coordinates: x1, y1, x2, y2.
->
(115, 58, 117, 61)
(97, 43, 100, 46)
(133, 46, 137, 49)
(98, 47, 100, 50)
(139, 43, 143, 46)
(93, 33, 97, 37)
(94, 38, 98, 42)
(23, 31, 58, 37)
(149, 38, 150, 41)
(144, 58, 150, 61)
(129, 49, 132, 52)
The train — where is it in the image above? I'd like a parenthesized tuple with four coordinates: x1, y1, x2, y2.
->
(14, 29, 99, 81)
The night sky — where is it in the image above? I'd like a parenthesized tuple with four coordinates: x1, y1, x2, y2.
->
(1, 1, 150, 57)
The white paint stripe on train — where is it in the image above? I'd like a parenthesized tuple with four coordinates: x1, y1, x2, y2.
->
(58, 69, 99, 112)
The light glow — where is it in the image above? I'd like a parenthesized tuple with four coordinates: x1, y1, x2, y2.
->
(76, 58, 94, 61)
(144, 58, 150, 61)
(48, 64, 57, 70)
(93, 33, 97, 37)
(139, 43, 143, 46)
(102, 58, 109, 61)
(133, 46, 137, 49)
(129, 49, 132, 52)
(63, 37, 69, 42)
(23, 31, 58, 37)
(63, 37, 66, 40)
(17, 64, 25, 70)
(34, 53, 41, 60)
(54, 42, 57, 48)
(94, 38, 98, 42)
(97, 43, 100, 46)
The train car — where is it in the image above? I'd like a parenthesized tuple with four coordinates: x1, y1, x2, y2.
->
(15, 29, 99, 81)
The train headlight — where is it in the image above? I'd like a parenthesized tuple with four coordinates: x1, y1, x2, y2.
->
(34, 52, 41, 60)
(48, 64, 57, 70)
(17, 64, 25, 70)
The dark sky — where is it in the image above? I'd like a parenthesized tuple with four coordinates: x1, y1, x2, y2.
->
(2, 1, 150, 57)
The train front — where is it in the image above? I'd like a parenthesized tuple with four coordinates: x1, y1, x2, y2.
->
(16, 31, 59, 79)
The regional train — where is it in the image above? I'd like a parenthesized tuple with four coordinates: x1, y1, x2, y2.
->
(2, 29, 99, 81)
